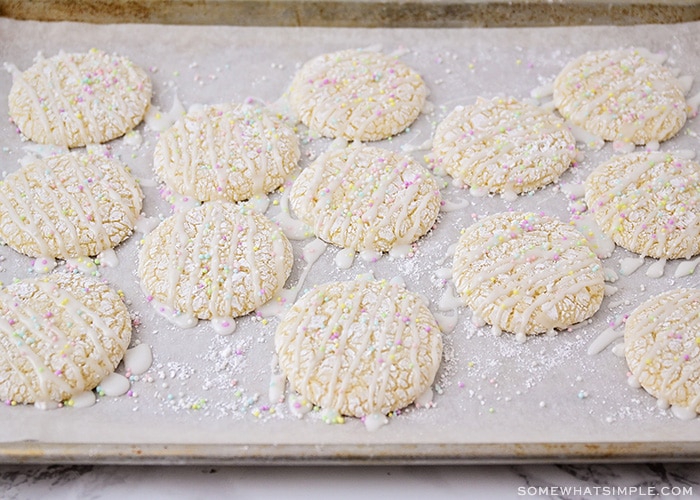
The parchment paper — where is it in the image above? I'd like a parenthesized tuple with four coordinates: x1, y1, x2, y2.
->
(0, 18, 699, 463)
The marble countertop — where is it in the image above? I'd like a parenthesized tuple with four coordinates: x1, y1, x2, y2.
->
(1, 463, 700, 498)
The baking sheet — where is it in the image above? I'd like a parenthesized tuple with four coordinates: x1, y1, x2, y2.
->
(0, 18, 699, 464)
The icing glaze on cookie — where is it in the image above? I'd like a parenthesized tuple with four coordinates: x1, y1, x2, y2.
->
(288, 49, 427, 141)
(8, 48, 151, 148)
(153, 103, 300, 202)
(432, 96, 576, 195)
(0, 272, 131, 404)
(625, 288, 700, 418)
(585, 151, 700, 259)
(452, 211, 605, 340)
(553, 48, 687, 145)
(138, 201, 293, 326)
(275, 279, 442, 420)
(289, 144, 441, 255)
(0, 152, 143, 260)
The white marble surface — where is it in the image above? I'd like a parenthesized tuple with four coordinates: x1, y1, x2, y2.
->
(1, 463, 700, 499)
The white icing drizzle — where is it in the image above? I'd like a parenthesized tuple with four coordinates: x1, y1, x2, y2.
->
(612, 140, 636, 154)
(671, 405, 698, 421)
(434, 312, 459, 334)
(587, 327, 624, 355)
(560, 182, 586, 200)
(603, 267, 619, 283)
(34, 401, 60, 411)
(211, 317, 237, 336)
(66, 256, 98, 275)
(151, 299, 199, 329)
(273, 187, 313, 241)
(645, 258, 667, 278)
(400, 138, 433, 154)
(288, 393, 313, 418)
(675, 257, 700, 278)
(468, 186, 488, 197)
(123, 130, 143, 149)
(566, 122, 605, 151)
(123, 343, 153, 375)
(620, 256, 645, 276)
(364, 413, 389, 432)
(335, 248, 356, 269)
(145, 93, 185, 132)
(571, 214, 615, 259)
(32, 256, 57, 274)
(530, 82, 554, 99)
(645, 141, 660, 152)
(134, 215, 160, 234)
(161, 189, 201, 214)
(388, 244, 413, 259)
(611, 342, 625, 357)
(98, 373, 130, 397)
(269, 356, 286, 404)
(136, 177, 158, 188)
(438, 284, 462, 312)
(258, 238, 328, 318)
(440, 198, 471, 213)
(96, 248, 119, 268)
(434, 266, 452, 280)
(359, 249, 382, 263)
(687, 91, 700, 117)
(67, 390, 97, 409)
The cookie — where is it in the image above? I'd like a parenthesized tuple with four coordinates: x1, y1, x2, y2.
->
(431, 96, 576, 195)
(0, 152, 143, 260)
(275, 279, 443, 419)
(585, 151, 700, 259)
(8, 48, 152, 148)
(138, 201, 293, 326)
(625, 288, 700, 417)
(153, 103, 300, 203)
(553, 48, 687, 145)
(0, 272, 132, 404)
(288, 49, 427, 141)
(452, 211, 605, 340)
(289, 144, 441, 254)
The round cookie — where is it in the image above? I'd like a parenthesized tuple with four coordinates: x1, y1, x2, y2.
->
(625, 288, 700, 417)
(0, 272, 132, 404)
(138, 201, 293, 326)
(275, 279, 443, 419)
(432, 96, 576, 196)
(0, 152, 143, 260)
(288, 49, 428, 141)
(8, 48, 152, 148)
(452, 211, 605, 340)
(289, 144, 441, 254)
(153, 103, 300, 203)
(553, 48, 687, 145)
(585, 151, 700, 259)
